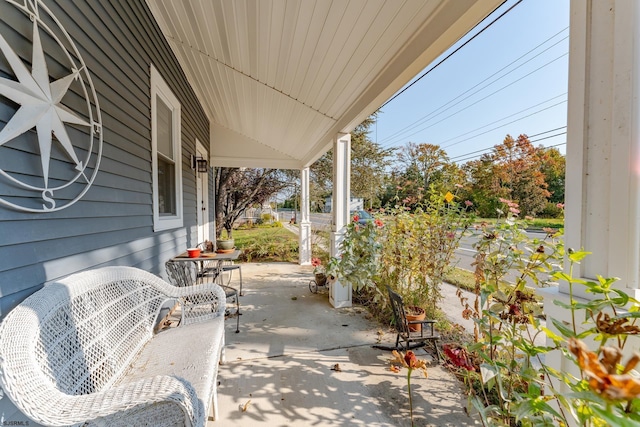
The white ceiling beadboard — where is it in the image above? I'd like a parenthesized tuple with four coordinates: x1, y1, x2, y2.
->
(146, 0, 503, 169)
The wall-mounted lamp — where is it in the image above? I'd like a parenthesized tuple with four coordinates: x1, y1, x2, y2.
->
(191, 155, 209, 173)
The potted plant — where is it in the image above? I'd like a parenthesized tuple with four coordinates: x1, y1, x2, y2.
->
(404, 305, 426, 332)
(216, 228, 235, 252)
(311, 257, 327, 286)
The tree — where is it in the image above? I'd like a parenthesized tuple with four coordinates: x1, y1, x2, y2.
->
(350, 117, 394, 208)
(310, 113, 392, 210)
(462, 134, 552, 217)
(462, 157, 505, 217)
(382, 142, 463, 210)
(398, 143, 450, 191)
(492, 134, 550, 216)
(538, 146, 565, 204)
(214, 168, 290, 238)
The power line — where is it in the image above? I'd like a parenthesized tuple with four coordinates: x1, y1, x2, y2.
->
(380, 0, 525, 110)
(447, 127, 566, 161)
(451, 134, 567, 163)
(380, 52, 568, 148)
(439, 95, 567, 149)
(379, 28, 569, 146)
(452, 131, 566, 161)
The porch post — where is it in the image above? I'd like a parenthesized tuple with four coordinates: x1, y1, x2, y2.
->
(543, 0, 640, 384)
(299, 167, 312, 265)
(329, 132, 352, 308)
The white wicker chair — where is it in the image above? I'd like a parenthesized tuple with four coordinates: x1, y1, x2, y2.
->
(0, 266, 226, 427)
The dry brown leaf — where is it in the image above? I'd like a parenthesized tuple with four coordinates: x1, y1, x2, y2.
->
(569, 338, 640, 401)
(241, 400, 251, 412)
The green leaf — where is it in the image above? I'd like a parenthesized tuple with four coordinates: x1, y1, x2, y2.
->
(551, 271, 573, 283)
(611, 289, 630, 306)
(591, 405, 640, 427)
(568, 250, 591, 263)
(551, 317, 576, 338)
(542, 326, 563, 343)
(515, 398, 563, 422)
(480, 363, 498, 384)
(553, 299, 574, 310)
(614, 311, 640, 319)
(490, 303, 505, 313)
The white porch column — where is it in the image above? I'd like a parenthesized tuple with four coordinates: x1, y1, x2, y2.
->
(299, 167, 312, 265)
(562, 0, 640, 298)
(543, 0, 640, 388)
(329, 132, 352, 308)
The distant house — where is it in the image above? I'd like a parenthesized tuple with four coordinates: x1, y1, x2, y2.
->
(0, 1, 212, 318)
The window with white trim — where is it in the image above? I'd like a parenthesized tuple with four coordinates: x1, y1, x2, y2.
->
(151, 65, 183, 231)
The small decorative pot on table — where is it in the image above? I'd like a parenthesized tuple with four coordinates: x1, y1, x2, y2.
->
(216, 238, 235, 251)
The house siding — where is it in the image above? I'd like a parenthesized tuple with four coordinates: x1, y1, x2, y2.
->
(0, 1, 211, 318)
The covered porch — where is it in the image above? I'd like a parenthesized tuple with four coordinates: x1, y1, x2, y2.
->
(215, 262, 471, 426)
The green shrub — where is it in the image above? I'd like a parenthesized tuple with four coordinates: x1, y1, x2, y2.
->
(538, 201, 564, 218)
(327, 187, 474, 320)
(234, 228, 298, 262)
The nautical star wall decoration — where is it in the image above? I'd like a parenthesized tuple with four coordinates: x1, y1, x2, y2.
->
(0, 0, 102, 212)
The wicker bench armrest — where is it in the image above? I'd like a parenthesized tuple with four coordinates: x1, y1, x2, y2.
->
(9, 375, 203, 427)
(172, 283, 227, 325)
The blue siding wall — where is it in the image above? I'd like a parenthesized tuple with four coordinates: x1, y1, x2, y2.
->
(0, 1, 211, 318)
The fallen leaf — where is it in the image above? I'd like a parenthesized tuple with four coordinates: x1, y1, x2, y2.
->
(331, 363, 342, 372)
(241, 400, 251, 412)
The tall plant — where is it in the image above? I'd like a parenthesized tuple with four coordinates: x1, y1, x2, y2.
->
(379, 190, 473, 317)
(327, 188, 473, 319)
(326, 213, 383, 297)
(452, 199, 640, 426)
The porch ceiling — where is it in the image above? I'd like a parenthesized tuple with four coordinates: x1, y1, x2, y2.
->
(146, 0, 503, 170)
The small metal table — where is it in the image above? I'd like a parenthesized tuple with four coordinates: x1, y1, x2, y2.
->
(168, 249, 242, 332)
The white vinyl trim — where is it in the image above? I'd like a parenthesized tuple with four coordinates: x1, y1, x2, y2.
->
(151, 64, 183, 231)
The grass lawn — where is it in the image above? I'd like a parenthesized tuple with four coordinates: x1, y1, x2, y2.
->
(233, 226, 299, 262)
(475, 218, 563, 229)
(443, 267, 477, 292)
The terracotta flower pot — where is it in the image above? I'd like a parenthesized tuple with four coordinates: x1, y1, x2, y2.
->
(405, 306, 426, 332)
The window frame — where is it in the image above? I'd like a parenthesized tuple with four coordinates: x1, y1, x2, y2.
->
(151, 65, 183, 231)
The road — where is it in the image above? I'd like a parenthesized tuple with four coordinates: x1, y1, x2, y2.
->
(454, 229, 552, 278)
(276, 210, 332, 229)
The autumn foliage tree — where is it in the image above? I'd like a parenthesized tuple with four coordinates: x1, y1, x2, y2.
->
(462, 134, 552, 217)
(493, 134, 550, 216)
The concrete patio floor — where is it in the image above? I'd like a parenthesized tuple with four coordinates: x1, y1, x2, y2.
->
(214, 262, 478, 427)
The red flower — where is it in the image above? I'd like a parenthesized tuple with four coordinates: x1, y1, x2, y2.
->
(353, 215, 360, 222)
(311, 257, 322, 267)
(404, 351, 418, 368)
(374, 218, 384, 228)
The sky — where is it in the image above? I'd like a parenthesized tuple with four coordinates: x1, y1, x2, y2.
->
(374, 0, 570, 164)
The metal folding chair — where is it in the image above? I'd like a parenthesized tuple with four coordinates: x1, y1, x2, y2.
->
(165, 260, 240, 333)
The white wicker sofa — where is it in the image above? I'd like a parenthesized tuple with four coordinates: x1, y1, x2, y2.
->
(0, 266, 226, 427)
